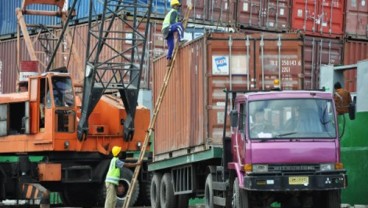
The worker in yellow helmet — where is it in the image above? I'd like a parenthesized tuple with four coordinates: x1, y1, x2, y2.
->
(272, 79, 281, 90)
(104, 146, 141, 208)
(162, 0, 185, 66)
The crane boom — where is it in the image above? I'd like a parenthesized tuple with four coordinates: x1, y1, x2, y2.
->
(77, 0, 153, 141)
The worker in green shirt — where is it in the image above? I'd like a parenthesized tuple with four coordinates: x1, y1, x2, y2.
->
(104, 146, 140, 208)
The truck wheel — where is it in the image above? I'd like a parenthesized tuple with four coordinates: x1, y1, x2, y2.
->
(115, 167, 140, 207)
(204, 174, 214, 208)
(326, 190, 341, 208)
(150, 172, 162, 208)
(232, 177, 249, 208)
(62, 183, 100, 207)
(160, 173, 177, 208)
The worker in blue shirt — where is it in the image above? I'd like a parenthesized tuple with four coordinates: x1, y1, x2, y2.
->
(162, 0, 185, 66)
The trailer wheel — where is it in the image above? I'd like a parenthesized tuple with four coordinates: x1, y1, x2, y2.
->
(160, 173, 176, 208)
(326, 190, 341, 208)
(232, 177, 249, 208)
(150, 172, 162, 208)
(204, 173, 214, 208)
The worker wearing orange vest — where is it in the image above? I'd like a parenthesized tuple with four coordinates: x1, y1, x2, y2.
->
(162, 0, 185, 66)
(333, 81, 352, 115)
(104, 146, 140, 208)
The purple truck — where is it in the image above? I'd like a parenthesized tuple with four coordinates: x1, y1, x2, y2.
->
(227, 90, 347, 207)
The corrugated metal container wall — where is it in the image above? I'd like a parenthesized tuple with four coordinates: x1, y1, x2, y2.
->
(303, 36, 343, 89)
(182, 0, 207, 22)
(0, 39, 18, 93)
(0, 0, 59, 37)
(344, 0, 368, 40)
(152, 32, 303, 158)
(236, 0, 291, 32)
(291, 0, 344, 38)
(343, 40, 368, 92)
(206, 0, 235, 27)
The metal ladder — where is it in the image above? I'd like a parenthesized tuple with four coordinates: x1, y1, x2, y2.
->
(122, 5, 192, 208)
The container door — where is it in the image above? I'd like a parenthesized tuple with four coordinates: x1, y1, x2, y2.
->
(236, 0, 262, 28)
(318, 0, 344, 36)
(264, 0, 290, 31)
(292, 0, 318, 33)
(345, 0, 368, 39)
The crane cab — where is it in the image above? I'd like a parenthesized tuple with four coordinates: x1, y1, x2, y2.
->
(0, 69, 77, 153)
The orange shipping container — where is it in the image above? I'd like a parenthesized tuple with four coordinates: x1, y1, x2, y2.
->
(152, 32, 303, 158)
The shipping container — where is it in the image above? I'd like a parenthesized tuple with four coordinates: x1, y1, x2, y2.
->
(236, 0, 291, 32)
(152, 32, 303, 157)
(344, 0, 368, 40)
(207, 0, 235, 27)
(303, 36, 343, 89)
(182, 0, 207, 22)
(342, 40, 368, 92)
(291, 0, 345, 38)
(0, 0, 59, 37)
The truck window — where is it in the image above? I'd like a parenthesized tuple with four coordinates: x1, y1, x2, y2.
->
(238, 103, 246, 131)
(248, 99, 337, 139)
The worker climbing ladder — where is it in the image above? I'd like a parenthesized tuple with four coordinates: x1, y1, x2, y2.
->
(122, 1, 193, 207)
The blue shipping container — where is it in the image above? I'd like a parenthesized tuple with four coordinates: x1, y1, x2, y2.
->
(0, 0, 60, 37)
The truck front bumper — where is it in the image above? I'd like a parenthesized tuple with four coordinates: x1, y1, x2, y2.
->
(243, 170, 347, 191)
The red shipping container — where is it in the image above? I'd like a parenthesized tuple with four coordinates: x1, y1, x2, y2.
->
(152, 32, 303, 158)
(343, 40, 368, 92)
(303, 36, 343, 89)
(291, 0, 344, 38)
(236, 0, 291, 31)
(345, 0, 368, 40)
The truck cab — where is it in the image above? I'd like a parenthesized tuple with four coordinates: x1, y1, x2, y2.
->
(229, 90, 347, 207)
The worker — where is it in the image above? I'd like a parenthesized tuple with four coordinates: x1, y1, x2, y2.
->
(272, 79, 281, 90)
(104, 146, 141, 208)
(162, 0, 185, 66)
(333, 81, 352, 115)
(250, 110, 273, 137)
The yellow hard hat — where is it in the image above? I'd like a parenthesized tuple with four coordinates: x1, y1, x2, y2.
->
(274, 79, 280, 85)
(170, 0, 181, 7)
(112, 146, 122, 157)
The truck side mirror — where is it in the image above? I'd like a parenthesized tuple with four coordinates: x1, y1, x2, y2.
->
(348, 103, 355, 120)
(230, 110, 238, 128)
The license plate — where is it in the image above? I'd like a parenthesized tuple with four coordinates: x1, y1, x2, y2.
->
(289, 176, 309, 185)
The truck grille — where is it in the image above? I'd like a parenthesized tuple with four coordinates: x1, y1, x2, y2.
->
(268, 164, 320, 172)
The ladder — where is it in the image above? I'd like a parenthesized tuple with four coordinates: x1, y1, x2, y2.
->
(122, 4, 192, 208)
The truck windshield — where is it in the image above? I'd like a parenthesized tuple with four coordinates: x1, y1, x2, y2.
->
(248, 99, 336, 139)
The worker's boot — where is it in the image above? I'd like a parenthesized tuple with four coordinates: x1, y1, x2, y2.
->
(167, 59, 172, 66)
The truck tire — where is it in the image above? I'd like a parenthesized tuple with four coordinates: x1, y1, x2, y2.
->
(160, 173, 176, 208)
(116, 167, 140, 207)
(326, 190, 341, 208)
(232, 177, 249, 208)
(204, 173, 214, 208)
(150, 172, 162, 208)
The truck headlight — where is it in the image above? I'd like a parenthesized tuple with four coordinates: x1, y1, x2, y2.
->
(320, 163, 335, 171)
(253, 164, 268, 173)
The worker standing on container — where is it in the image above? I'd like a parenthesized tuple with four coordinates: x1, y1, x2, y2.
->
(333, 81, 352, 115)
(162, 0, 185, 66)
(104, 146, 140, 208)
